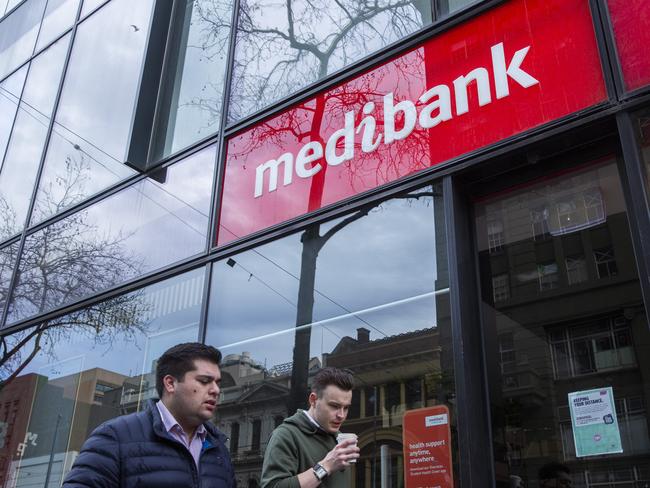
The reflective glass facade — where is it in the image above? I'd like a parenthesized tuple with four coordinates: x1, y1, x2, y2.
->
(0, 1, 649, 487)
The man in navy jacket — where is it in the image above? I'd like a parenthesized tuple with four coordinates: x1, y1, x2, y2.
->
(63, 342, 237, 487)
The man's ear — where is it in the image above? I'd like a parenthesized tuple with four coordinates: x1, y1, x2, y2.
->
(162, 374, 177, 395)
(308, 391, 318, 408)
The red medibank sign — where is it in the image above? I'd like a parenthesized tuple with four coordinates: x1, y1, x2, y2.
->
(217, 0, 606, 245)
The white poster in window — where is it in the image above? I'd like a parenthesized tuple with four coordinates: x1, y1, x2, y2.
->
(568, 387, 622, 457)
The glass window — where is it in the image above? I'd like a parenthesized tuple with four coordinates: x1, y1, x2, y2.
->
(4, 0, 23, 13)
(492, 274, 510, 302)
(0, 267, 204, 486)
(206, 184, 456, 486)
(0, 34, 70, 242)
(30, 0, 155, 226)
(594, 246, 618, 279)
(538, 262, 559, 291)
(19, 31, 68, 117)
(488, 220, 505, 253)
(153, 0, 234, 159)
(7, 145, 215, 324)
(230, 421, 240, 454)
(606, 0, 650, 93)
(475, 156, 650, 486)
(549, 317, 636, 379)
(80, 0, 106, 18)
(0, 240, 18, 325)
(0, 0, 46, 80)
(565, 255, 588, 285)
(251, 418, 261, 452)
(0, 64, 27, 170)
(561, 396, 650, 461)
(478, 163, 625, 304)
(228, 0, 433, 122)
(35, 0, 80, 51)
(436, 0, 477, 17)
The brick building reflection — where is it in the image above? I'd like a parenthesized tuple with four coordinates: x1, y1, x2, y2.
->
(0, 368, 126, 487)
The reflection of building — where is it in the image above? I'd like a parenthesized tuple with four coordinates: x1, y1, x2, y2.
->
(478, 166, 650, 485)
(327, 327, 449, 488)
(215, 352, 318, 487)
(213, 325, 449, 488)
(0, 372, 78, 488)
(101, 370, 158, 416)
(0, 367, 134, 487)
(0, 374, 41, 488)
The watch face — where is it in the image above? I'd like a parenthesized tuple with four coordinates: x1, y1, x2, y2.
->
(313, 463, 328, 480)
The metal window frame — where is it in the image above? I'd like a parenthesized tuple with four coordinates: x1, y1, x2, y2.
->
(615, 111, 650, 316)
(444, 173, 494, 486)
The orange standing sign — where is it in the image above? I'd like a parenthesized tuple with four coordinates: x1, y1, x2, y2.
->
(403, 406, 454, 488)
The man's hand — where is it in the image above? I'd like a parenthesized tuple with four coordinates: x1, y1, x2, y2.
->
(296, 439, 360, 487)
(320, 438, 360, 474)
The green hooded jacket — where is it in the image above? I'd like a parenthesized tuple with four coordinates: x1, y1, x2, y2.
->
(260, 410, 350, 488)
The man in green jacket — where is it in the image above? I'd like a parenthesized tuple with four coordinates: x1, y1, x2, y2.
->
(260, 367, 360, 487)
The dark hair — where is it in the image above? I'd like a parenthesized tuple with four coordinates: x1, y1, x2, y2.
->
(539, 461, 570, 481)
(155, 342, 222, 398)
(311, 367, 354, 397)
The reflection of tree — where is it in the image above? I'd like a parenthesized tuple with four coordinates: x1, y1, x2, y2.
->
(223, 37, 438, 411)
(224, 38, 433, 213)
(289, 189, 439, 412)
(0, 151, 149, 388)
(0, 291, 150, 388)
(191, 0, 430, 120)
(198, 0, 441, 412)
(7, 152, 143, 319)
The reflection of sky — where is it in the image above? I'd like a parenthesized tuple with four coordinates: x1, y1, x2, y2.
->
(0, 36, 70, 240)
(165, 0, 233, 155)
(81, 0, 107, 17)
(4, 268, 205, 382)
(31, 0, 153, 224)
(0, 0, 46, 80)
(93, 146, 214, 268)
(0, 65, 27, 162)
(206, 189, 448, 368)
(21, 33, 70, 117)
(54, 0, 153, 161)
(34, 0, 79, 52)
(9, 147, 214, 323)
(0, 110, 49, 239)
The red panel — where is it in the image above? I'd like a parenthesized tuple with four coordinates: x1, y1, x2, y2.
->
(607, 0, 650, 92)
(403, 406, 454, 488)
(218, 0, 606, 245)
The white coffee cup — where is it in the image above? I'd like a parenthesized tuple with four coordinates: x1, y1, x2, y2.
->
(336, 433, 358, 463)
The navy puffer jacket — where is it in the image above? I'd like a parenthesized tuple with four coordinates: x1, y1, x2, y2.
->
(62, 400, 236, 488)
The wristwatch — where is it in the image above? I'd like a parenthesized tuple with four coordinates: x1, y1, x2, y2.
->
(312, 463, 329, 482)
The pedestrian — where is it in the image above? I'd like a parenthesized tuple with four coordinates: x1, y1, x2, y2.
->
(62, 342, 236, 487)
(260, 367, 360, 487)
